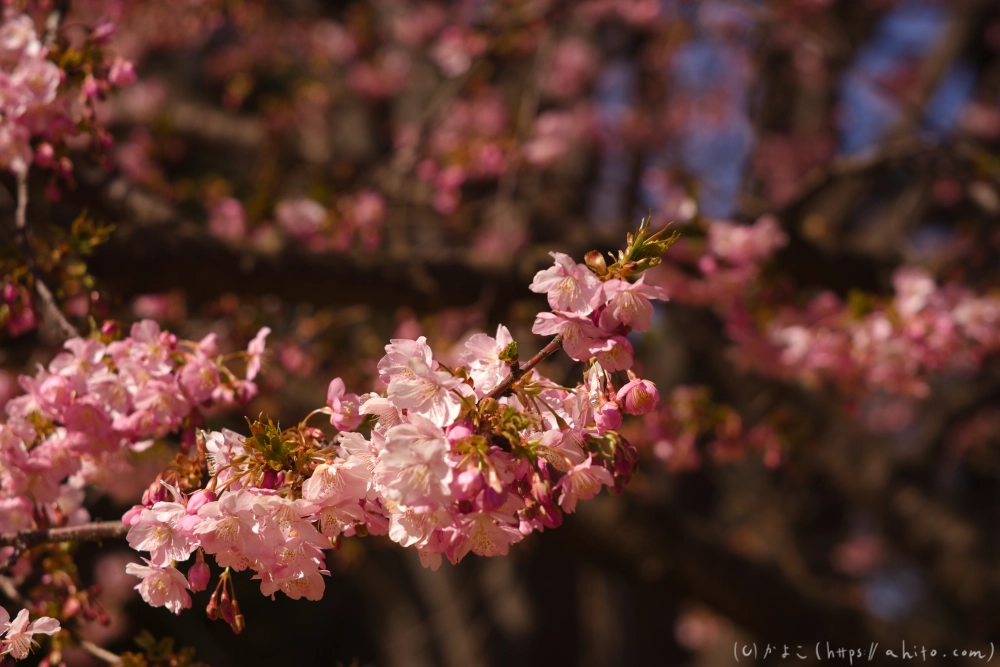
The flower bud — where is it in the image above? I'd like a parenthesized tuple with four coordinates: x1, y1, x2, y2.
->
(585, 250, 608, 276)
(616, 379, 660, 415)
(232, 613, 246, 634)
(186, 490, 216, 514)
(260, 469, 277, 489)
(121, 505, 144, 526)
(144, 480, 167, 506)
(446, 421, 475, 443)
(481, 476, 507, 513)
(188, 551, 211, 593)
(595, 403, 622, 433)
(452, 466, 483, 500)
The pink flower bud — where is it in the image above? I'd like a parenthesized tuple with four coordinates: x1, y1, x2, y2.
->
(480, 483, 507, 513)
(616, 379, 660, 415)
(186, 489, 216, 514)
(188, 551, 211, 592)
(82, 74, 100, 99)
(93, 18, 115, 43)
(121, 505, 143, 526)
(452, 467, 483, 500)
(260, 470, 277, 489)
(595, 403, 622, 433)
(108, 57, 137, 87)
(144, 480, 167, 506)
(445, 421, 475, 443)
(35, 143, 55, 168)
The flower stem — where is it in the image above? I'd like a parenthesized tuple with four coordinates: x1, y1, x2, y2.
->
(483, 334, 563, 401)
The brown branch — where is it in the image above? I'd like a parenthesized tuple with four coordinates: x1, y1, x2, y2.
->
(0, 521, 128, 549)
(0, 521, 127, 574)
(483, 335, 563, 401)
(8, 172, 80, 339)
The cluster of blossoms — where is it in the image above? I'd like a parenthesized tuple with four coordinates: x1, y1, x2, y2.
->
(0, 11, 135, 181)
(0, 320, 270, 554)
(206, 192, 387, 253)
(0, 606, 60, 661)
(656, 216, 1000, 399)
(636, 385, 782, 473)
(122, 223, 676, 624)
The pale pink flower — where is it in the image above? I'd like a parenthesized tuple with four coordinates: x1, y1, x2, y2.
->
(598, 274, 669, 332)
(459, 324, 514, 396)
(554, 457, 614, 513)
(531, 311, 609, 361)
(326, 377, 364, 431)
(204, 429, 247, 484)
(450, 513, 523, 561)
(431, 27, 472, 77)
(125, 560, 192, 614)
(360, 394, 403, 430)
(592, 335, 634, 372)
(179, 357, 220, 403)
(302, 461, 368, 507)
(126, 501, 199, 566)
(376, 415, 453, 508)
(707, 215, 787, 265)
(195, 489, 269, 571)
(387, 503, 453, 549)
(208, 197, 246, 242)
(0, 608, 60, 660)
(377, 337, 434, 384)
(275, 198, 326, 240)
(529, 252, 602, 315)
(108, 57, 137, 87)
(386, 357, 473, 426)
(246, 327, 270, 381)
(253, 540, 328, 600)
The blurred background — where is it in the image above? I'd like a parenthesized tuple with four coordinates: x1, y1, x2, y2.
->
(4, 0, 1000, 665)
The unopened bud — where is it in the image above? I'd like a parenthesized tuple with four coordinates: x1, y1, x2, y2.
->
(188, 551, 211, 592)
(187, 489, 216, 514)
(232, 613, 246, 634)
(616, 379, 660, 415)
(121, 505, 144, 526)
(260, 469, 277, 489)
(584, 250, 608, 276)
(595, 403, 622, 433)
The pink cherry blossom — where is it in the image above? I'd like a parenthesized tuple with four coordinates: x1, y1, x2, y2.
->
(125, 560, 192, 614)
(529, 252, 602, 315)
(0, 607, 60, 661)
(554, 457, 615, 513)
(459, 324, 514, 396)
(246, 327, 271, 381)
(598, 274, 669, 332)
(531, 311, 609, 361)
(376, 415, 453, 508)
(326, 378, 364, 431)
(386, 357, 473, 426)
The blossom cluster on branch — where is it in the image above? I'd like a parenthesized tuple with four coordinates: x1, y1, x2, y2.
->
(0, 319, 269, 560)
(120, 222, 675, 626)
(0, 9, 134, 181)
(657, 215, 1000, 400)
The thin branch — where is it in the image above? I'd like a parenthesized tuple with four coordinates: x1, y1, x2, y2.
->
(483, 334, 563, 401)
(79, 639, 122, 664)
(8, 172, 80, 339)
(0, 521, 128, 549)
(14, 171, 27, 230)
